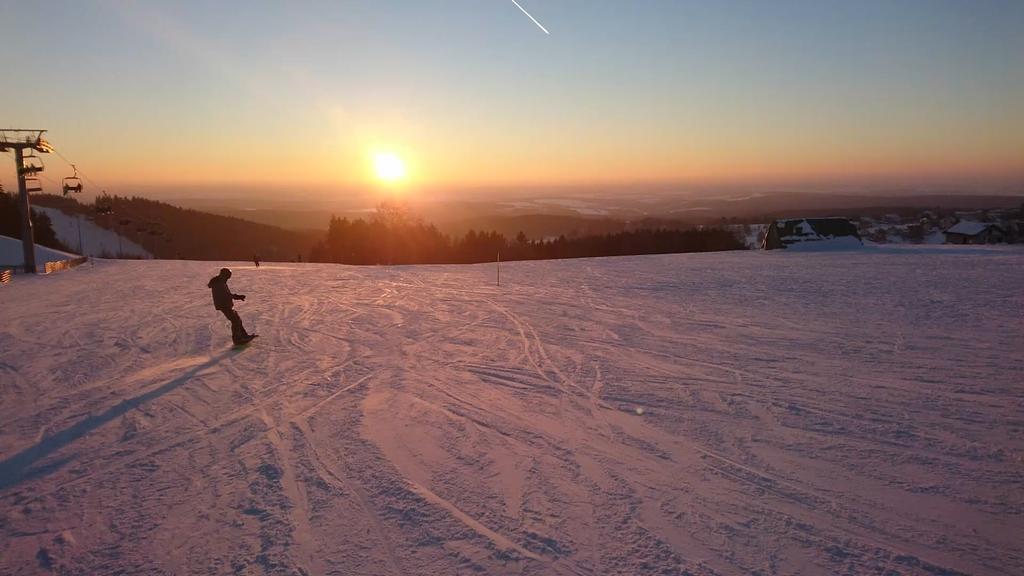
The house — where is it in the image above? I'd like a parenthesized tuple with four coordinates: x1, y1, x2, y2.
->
(942, 221, 1006, 244)
(761, 218, 862, 250)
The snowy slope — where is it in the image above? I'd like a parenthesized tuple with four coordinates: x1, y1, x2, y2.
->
(1, 250, 1023, 575)
(34, 206, 151, 259)
(0, 234, 78, 267)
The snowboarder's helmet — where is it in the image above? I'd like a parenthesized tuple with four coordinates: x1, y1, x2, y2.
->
(220, 267, 232, 278)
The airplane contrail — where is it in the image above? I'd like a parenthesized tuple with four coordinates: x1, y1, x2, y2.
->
(510, 0, 550, 35)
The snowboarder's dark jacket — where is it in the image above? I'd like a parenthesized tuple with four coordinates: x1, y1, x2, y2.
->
(208, 275, 243, 310)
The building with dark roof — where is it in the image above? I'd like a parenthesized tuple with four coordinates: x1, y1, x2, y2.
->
(761, 218, 861, 250)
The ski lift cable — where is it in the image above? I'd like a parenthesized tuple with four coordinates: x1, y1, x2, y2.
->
(40, 173, 62, 187)
(7, 141, 102, 197)
(50, 146, 108, 195)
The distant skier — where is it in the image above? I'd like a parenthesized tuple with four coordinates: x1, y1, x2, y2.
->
(208, 268, 257, 345)
(253, 254, 260, 268)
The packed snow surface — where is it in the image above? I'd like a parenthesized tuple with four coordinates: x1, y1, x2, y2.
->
(2, 250, 1023, 575)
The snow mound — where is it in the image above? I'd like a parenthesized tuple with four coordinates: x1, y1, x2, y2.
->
(0, 234, 78, 267)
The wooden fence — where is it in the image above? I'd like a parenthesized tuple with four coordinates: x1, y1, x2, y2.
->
(0, 256, 88, 280)
(44, 256, 89, 274)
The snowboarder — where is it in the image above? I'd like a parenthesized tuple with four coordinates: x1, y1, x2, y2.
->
(208, 268, 256, 345)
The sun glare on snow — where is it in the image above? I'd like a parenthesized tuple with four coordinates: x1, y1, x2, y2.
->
(373, 152, 407, 183)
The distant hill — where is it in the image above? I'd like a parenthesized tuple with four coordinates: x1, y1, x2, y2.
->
(170, 192, 1024, 237)
(183, 206, 335, 232)
(660, 192, 1024, 222)
(32, 194, 319, 262)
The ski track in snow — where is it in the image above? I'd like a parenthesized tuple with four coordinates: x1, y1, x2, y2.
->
(1, 250, 1023, 575)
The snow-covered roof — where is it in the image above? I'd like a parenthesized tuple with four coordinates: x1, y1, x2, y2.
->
(944, 221, 992, 236)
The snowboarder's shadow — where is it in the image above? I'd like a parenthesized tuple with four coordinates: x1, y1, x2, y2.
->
(0, 351, 234, 492)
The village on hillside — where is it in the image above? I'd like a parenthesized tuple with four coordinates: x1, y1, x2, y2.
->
(855, 206, 1024, 245)
(738, 204, 1024, 250)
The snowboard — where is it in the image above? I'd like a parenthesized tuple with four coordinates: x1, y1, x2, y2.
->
(233, 334, 259, 347)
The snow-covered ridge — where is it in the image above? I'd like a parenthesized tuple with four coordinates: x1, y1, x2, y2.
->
(1, 251, 1022, 574)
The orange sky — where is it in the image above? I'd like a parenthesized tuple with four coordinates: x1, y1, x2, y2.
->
(1, 2, 1021, 198)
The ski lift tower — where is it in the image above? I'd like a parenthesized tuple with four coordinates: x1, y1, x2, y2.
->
(0, 129, 53, 273)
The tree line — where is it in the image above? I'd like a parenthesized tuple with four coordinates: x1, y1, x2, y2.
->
(310, 203, 745, 265)
(11, 194, 745, 264)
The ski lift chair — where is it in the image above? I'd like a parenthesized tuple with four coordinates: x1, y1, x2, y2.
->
(63, 166, 83, 196)
(19, 154, 44, 177)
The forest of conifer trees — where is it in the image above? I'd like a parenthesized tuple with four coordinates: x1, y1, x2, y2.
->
(309, 203, 745, 265)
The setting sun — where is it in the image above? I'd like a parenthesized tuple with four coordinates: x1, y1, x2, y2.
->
(373, 152, 407, 183)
